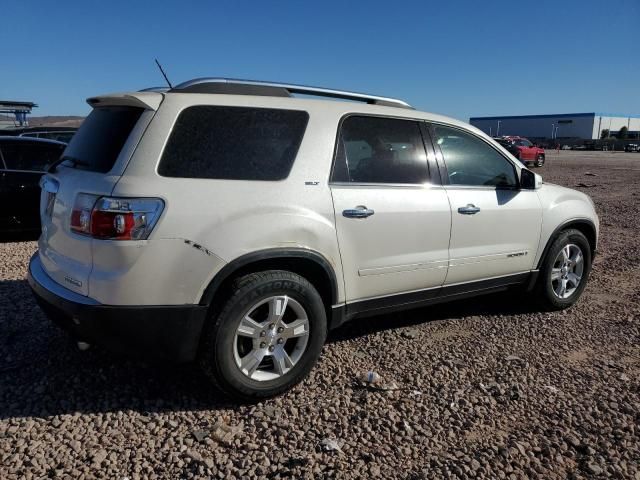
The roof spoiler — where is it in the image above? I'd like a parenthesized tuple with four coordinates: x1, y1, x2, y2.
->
(86, 92, 163, 111)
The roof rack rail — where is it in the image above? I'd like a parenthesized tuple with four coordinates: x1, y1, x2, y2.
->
(139, 86, 170, 93)
(164, 78, 413, 109)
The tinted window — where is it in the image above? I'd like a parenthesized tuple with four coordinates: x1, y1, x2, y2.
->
(0, 142, 65, 171)
(518, 139, 532, 147)
(63, 106, 144, 173)
(332, 116, 428, 184)
(23, 132, 75, 143)
(158, 106, 309, 180)
(434, 125, 517, 187)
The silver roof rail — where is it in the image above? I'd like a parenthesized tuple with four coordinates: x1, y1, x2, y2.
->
(139, 86, 170, 93)
(167, 77, 413, 109)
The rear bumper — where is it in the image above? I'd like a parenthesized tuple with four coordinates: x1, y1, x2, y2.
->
(27, 252, 207, 362)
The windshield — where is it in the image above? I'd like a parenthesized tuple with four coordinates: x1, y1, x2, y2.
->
(61, 106, 144, 173)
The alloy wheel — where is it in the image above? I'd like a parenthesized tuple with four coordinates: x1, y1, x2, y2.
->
(550, 243, 584, 299)
(233, 295, 310, 381)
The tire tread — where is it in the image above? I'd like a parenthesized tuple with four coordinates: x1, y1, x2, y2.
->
(199, 270, 326, 401)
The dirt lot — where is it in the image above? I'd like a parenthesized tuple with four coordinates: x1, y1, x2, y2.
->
(1, 151, 639, 479)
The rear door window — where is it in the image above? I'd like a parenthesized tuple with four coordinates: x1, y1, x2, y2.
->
(0, 141, 65, 171)
(331, 116, 429, 184)
(158, 106, 309, 180)
(62, 106, 144, 173)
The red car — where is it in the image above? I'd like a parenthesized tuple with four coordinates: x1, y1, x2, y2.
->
(495, 136, 545, 167)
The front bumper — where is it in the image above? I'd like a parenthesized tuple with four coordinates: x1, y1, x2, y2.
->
(27, 252, 207, 362)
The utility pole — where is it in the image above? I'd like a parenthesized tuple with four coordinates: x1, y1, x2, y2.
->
(496, 120, 501, 137)
(551, 123, 555, 139)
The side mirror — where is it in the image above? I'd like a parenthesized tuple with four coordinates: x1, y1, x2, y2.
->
(520, 168, 542, 190)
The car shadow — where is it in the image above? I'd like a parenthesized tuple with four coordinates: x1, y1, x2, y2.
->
(327, 290, 538, 344)
(0, 231, 40, 243)
(0, 278, 539, 420)
(0, 278, 241, 420)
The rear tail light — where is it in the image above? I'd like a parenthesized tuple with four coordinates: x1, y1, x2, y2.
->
(71, 194, 164, 240)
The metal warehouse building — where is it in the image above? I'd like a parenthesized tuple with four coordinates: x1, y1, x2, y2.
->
(469, 113, 640, 140)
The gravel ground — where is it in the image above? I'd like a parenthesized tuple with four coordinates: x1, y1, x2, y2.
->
(1, 151, 639, 479)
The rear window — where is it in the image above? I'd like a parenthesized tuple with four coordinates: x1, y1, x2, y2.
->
(63, 106, 144, 173)
(158, 106, 309, 180)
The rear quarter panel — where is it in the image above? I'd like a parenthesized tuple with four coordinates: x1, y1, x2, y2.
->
(110, 95, 346, 305)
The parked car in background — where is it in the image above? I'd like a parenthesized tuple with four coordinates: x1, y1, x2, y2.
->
(493, 137, 520, 157)
(28, 78, 598, 400)
(624, 144, 639, 152)
(20, 130, 76, 144)
(0, 126, 78, 144)
(0, 137, 66, 235)
(583, 141, 610, 151)
(494, 136, 545, 167)
(561, 145, 571, 150)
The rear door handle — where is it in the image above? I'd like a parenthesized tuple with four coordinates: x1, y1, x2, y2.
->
(343, 206, 375, 218)
(458, 204, 480, 215)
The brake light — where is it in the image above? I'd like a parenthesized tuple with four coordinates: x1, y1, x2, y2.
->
(71, 194, 164, 240)
(70, 194, 98, 235)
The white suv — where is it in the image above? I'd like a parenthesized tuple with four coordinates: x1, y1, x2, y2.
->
(28, 78, 598, 399)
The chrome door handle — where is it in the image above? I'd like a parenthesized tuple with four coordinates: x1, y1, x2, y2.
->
(343, 206, 375, 218)
(458, 204, 480, 215)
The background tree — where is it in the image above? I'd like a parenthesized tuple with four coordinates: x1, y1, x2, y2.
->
(601, 129, 610, 139)
(618, 126, 628, 139)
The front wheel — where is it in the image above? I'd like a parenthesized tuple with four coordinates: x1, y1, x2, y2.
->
(535, 154, 545, 167)
(199, 270, 327, 400)
(535, 229, 592, 310)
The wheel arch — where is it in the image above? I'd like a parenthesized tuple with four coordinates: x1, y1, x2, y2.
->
(536, 219, 597, 269)
(199, 248, 339, 319)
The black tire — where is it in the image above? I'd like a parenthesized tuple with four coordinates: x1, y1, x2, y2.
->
(199, 270, 327, 401)
(535, 229, 592, 310)
(535, 154, 545, 167)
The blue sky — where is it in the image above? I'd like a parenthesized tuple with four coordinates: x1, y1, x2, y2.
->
(2, 0, 639, 120)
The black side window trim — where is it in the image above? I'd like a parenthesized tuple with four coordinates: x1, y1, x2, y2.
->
(329, 113, 435, 186)
(419, 122, 443, 186)
(427, 121, 520, 190)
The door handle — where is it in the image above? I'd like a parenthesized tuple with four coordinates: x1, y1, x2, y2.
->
(343, 206, 375, 218)
(458, 204, 480, 215)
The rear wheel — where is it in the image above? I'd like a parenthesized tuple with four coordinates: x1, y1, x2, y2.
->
(535, 154, 545, 167)
(535, 229, 592, 310)
(199, 270, 327, 400)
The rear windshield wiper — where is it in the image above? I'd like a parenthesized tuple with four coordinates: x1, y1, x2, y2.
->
(47, 155, 90, 173)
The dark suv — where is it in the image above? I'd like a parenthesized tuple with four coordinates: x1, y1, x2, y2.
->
(494, 136, 545, 167)
(625, 144, 639, 153)
(0, 137, 66, 235)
